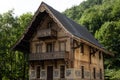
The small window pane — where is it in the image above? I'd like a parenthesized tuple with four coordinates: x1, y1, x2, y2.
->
(31, 70, 35, 78)
(93, 68, 96, 79)
(80, 44, 84, 54)
(46, 43, 54, 52)
(99, 51, 102, 59)
(60, 66, 65, 78)
(36, 66, 40, 78)
(100, 69, 102, 79)
(36, 44, 42, 53)
(59, 41, 66, 51)
(81, 66, 84, 79)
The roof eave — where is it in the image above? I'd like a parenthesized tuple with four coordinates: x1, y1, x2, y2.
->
(73, 35, 113, 56)
(12, 3, 45, 52)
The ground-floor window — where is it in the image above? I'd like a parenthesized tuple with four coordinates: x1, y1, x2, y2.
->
(36, 66, 40, 78)
(100, 69, 102, 79)
(81, 66, 84, 79)
(60, 65, 65, 78)
(30, 70, 36, 79)
(93, 67, 96, 79)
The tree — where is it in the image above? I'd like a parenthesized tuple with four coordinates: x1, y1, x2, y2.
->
(0, 10, 32, 80)
(64, 0, 120, 79)
(79, 5, 102, 34)
(0, 10, 19, 79)
(95, 21, 120, 79)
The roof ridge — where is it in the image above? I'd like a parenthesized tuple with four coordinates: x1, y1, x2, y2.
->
(13, 2, 111, 55)
(43, 2, 103, 48)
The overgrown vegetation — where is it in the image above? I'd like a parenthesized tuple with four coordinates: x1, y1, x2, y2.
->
(64, 0, 120, 79)
(0, 10, 33, 80)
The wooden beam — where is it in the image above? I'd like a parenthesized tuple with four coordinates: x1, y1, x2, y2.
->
(72, 39, 83, 49)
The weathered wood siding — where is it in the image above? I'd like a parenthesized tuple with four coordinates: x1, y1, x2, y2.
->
(73, 43, 104, 80)
(29, 14, 104, 80)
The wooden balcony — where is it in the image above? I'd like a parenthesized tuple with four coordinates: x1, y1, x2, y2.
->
(29, 51, 69, 61)
(37, 28, 57, 40)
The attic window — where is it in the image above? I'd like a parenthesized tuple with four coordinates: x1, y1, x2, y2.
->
(47, 21, 52, 28)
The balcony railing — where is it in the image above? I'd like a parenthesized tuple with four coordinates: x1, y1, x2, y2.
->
(29, 51, 69, 61)
(37, 28, 57, 40)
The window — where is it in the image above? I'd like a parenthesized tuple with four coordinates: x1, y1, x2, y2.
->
(36, 44, 42, 53)
(60, 66, 65, 78)
(36, 66, 40, 78)
(89, 46, 92, 64)
(46, 42, 54, 52)
(47, 21, 52, 28)
(30, 70, 35, 79)
(59, 41, 66, 51)
(100, 69, 102, 79)
(93, 68, 96, 79)
(80, 44, 84, 54)
(90, 47, 95, 56)
(90, 53, 92, 64)
(81, 66, 84, 79)
(99, 51, 102, 60)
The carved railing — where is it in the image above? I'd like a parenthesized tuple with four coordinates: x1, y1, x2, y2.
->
(29, 51, 69, 61)
(37, 28, 57, 39)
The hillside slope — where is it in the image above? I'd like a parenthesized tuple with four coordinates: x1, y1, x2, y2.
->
(64, 0, 120, 79)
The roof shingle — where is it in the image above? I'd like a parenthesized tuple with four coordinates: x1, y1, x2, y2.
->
(43, 2, 103, 48)
(13, 2, 108, 54)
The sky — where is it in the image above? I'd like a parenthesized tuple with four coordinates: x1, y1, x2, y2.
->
(0, 0, 85, 16)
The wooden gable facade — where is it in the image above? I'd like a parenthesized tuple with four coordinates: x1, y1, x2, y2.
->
(13, 2, 112, 80)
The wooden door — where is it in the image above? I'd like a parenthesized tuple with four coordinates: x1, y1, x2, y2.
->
(47, 66, 53, 80)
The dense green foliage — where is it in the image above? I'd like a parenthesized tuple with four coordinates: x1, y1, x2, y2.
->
(64, 0, 120, 79)
(0, 10, 33, 80)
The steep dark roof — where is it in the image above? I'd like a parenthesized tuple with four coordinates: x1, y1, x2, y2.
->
(43, 2, 103, 48)
(13, 2, 105, 53)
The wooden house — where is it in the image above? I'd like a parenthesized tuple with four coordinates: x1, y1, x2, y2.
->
(13, 2, 112, 80)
